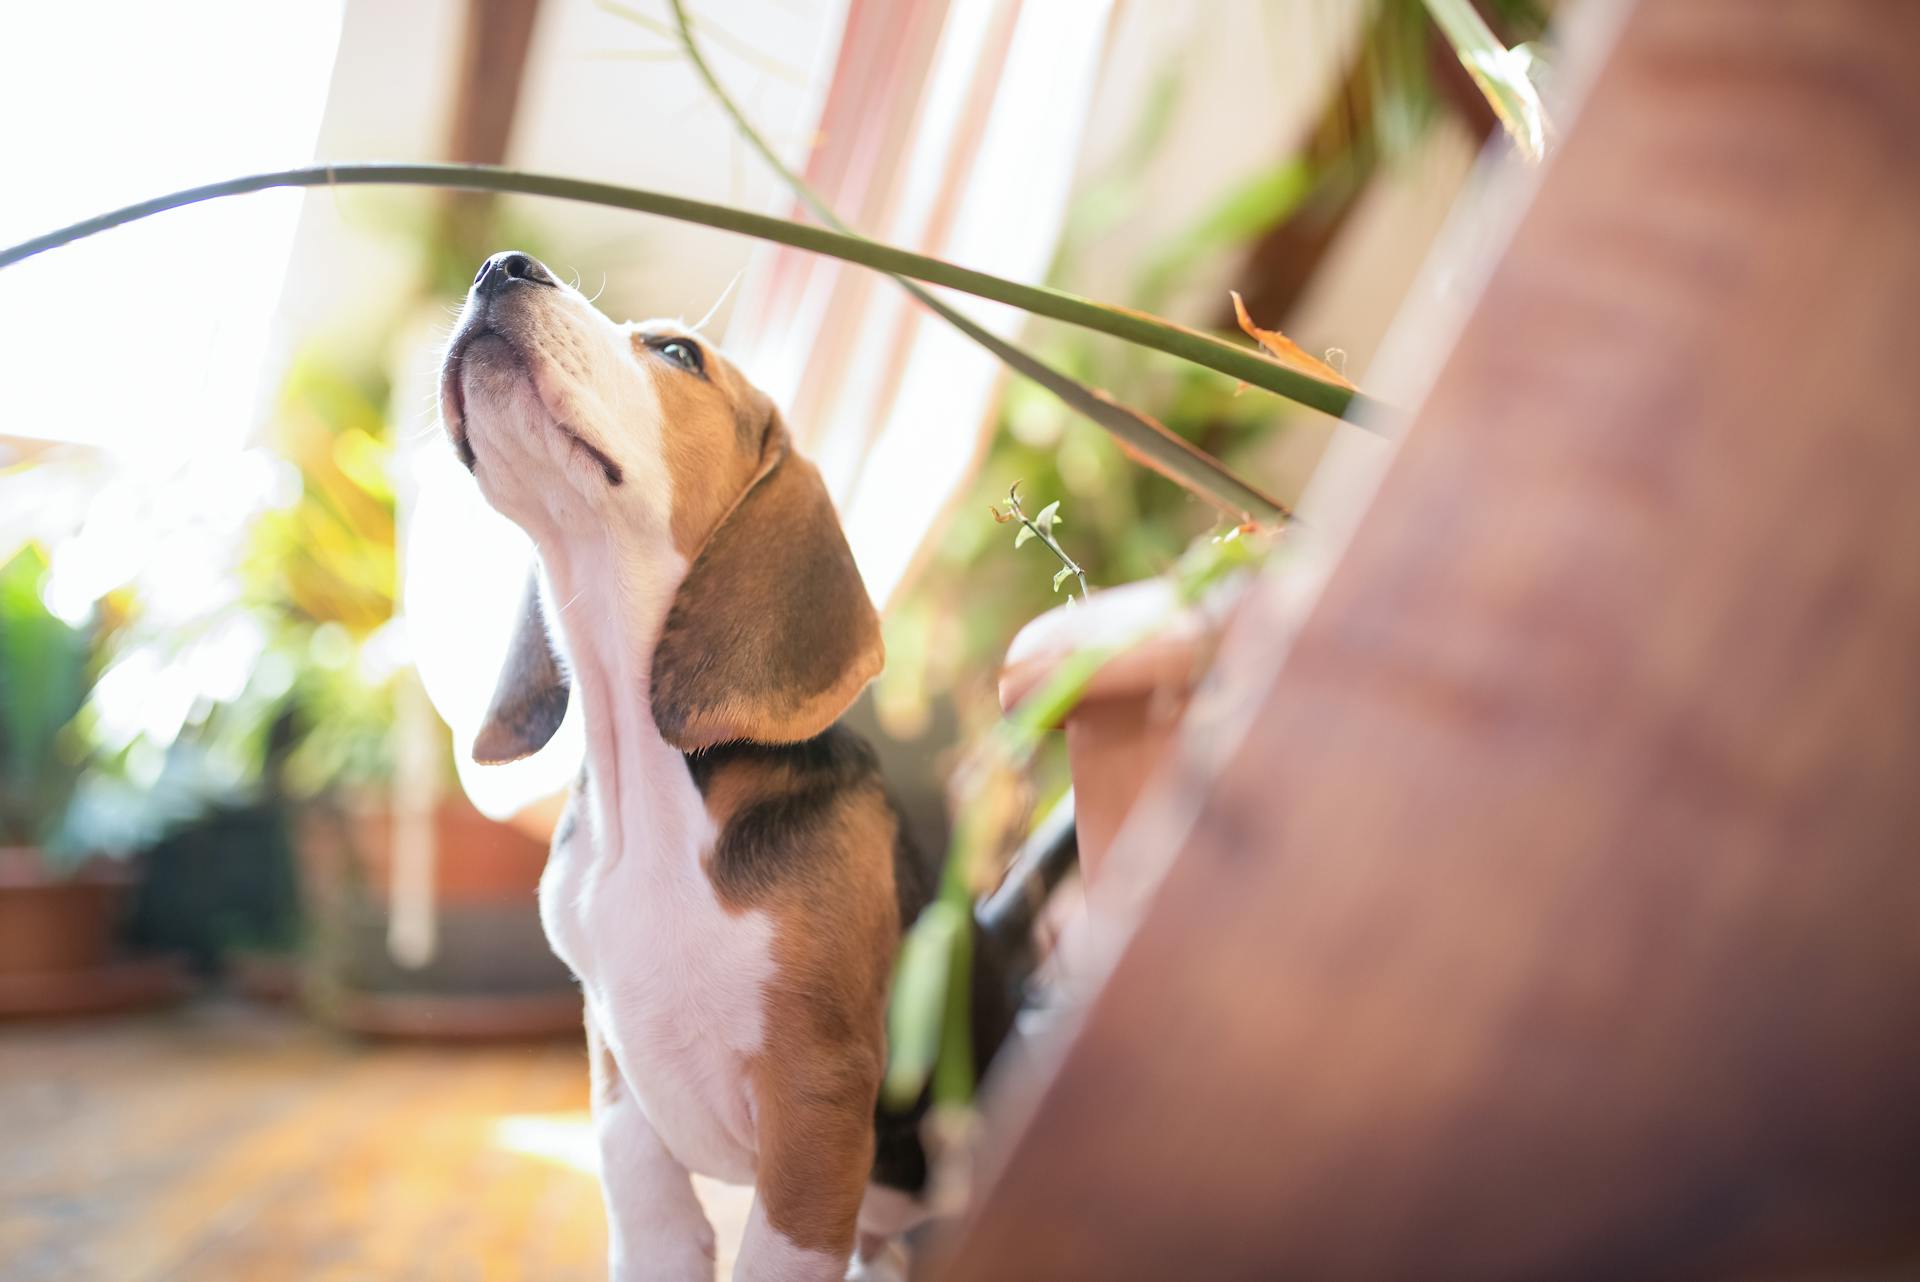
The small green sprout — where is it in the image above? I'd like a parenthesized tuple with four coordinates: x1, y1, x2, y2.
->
(992, 483, 1088, 602)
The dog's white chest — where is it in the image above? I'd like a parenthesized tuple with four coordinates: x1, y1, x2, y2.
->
(541, 767, 776, 1186)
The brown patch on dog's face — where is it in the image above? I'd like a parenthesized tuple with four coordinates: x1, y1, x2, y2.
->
(691, 731, 901, 1255)
(629, 324, 768, 559)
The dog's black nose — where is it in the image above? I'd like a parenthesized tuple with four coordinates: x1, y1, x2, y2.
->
(472, 251, 555, 296)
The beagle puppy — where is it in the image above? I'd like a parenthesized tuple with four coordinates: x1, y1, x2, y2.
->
(439, 251, 1010, 1282)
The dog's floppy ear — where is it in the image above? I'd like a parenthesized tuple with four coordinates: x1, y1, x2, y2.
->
(651, 423, 882, 750)
(473, 570, 570, 764)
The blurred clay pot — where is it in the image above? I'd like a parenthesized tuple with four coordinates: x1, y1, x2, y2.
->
(0, 848, 129, 976)
(998, 580, 1221, 881)
(0, 848, 186, 1016)
(297, 795, 579, 1040)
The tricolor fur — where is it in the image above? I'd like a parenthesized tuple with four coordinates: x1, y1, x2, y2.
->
(439, 253, 1009, 1282)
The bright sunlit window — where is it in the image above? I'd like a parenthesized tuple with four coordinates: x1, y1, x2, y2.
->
(0, 2, 343, 459)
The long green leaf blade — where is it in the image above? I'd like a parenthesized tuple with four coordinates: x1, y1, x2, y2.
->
(0, 164, 1368, 424)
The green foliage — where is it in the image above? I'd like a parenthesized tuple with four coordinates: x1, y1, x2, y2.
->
(879, 0, 1571, 1104)
(59, 348, 411, 823)
(0, 544, 209, 867)
(222, 350, 407, 801)
(246, 354, 397, 640)
(1420, 0, 1551, 159)
(994, 486, 1088, 601)
(276, 625, 405, 800)
(0, 545, 89, 850)
(880, 342, 1272, 757)
(883, 0, 1569, 753)
(1136, 160, 1314, 311)
(0, 162, 1360, 429)
(884, 897, 966, 1107)
(884, 521, 1281, 1106)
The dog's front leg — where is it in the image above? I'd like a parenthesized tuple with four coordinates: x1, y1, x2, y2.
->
(734, 1054, 878, 1282)
(589, 1013, 717, 1282)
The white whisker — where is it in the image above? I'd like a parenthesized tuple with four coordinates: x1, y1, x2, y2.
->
(406, 399, 446, 441)
(691, 269, 743, 334)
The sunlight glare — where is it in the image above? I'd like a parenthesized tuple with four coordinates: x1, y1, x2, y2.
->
(0, 2, 344, 459)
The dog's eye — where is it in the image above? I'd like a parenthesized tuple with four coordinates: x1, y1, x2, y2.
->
(656, 339, 704, 374)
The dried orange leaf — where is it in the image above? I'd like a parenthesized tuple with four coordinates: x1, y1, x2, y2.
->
(1230, 291, 1356, 391)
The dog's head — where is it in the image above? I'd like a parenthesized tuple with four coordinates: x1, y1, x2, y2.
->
(441, 251, 882, 761)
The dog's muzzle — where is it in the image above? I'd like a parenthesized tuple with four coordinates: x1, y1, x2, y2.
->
(444, 251, 556, 469)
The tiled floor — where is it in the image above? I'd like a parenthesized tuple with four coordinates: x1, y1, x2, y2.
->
(0, 1001, 754, 1281)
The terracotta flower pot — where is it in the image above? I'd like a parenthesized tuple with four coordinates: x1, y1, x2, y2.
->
(998, 580, 1221, 881)
(0, 849, 125, 975)
(297, 795, 580, 1040)
(0, 848, 187, 1016)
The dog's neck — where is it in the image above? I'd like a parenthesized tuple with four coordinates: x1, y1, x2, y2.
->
(534, 532, 708, 870)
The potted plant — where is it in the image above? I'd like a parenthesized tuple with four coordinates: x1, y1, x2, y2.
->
(256, 350, 578, 1039)
(285, 639, 579, 1039)
(997, 577, 1233, 881)
(0, 544, 193, 1015)
(30, 346, 579, 1035)
(970, 488, 1271, 881)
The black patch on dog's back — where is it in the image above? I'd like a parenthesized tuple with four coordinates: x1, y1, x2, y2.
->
(688, 725, 883, 905)
(685, 723, 1017, 1199)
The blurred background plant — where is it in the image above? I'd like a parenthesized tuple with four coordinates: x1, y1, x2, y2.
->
(0, 338, 411, 965)
(840, 0, 1552, 1112)
(876, 0, 1551, 803)
(0, 543, 105, 868)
